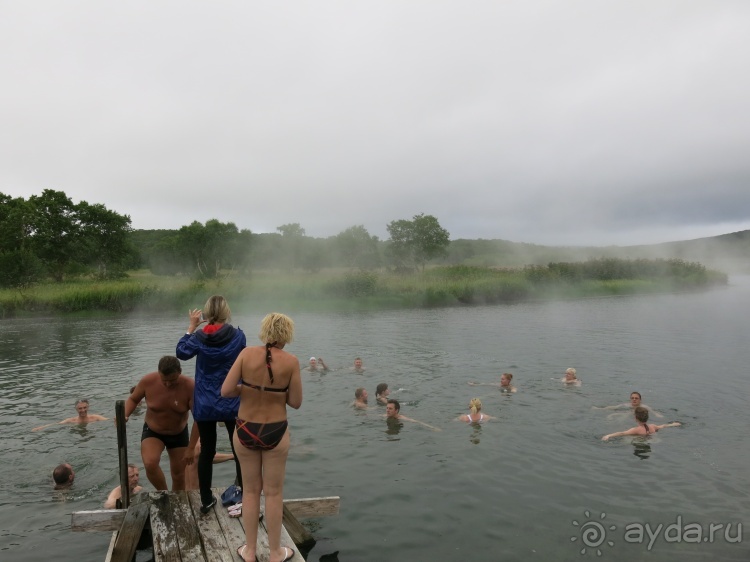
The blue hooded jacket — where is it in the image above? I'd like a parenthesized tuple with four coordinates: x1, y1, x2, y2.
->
(176, 324, 246, 421)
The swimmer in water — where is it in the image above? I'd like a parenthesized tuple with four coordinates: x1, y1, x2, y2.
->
(33, 399, 108, 431)
(468, 372, 517, 393)
(351, 357, 366, 373)
(385, 399, 441, 431)
(456, 398, 495, 423)
(375, 383, 390, 404)
(305, 357, 329, 372)
(52, 463, 75, 490)
(593, 391, 664, 418)
(353, 388, 369, 410)
(104, 464, 143, 508)
(602, 406, 681, 441)
(561, 368, 581, 386)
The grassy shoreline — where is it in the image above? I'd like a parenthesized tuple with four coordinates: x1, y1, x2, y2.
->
(0, 260, 729, 317)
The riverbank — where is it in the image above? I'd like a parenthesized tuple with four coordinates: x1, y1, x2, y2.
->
(0, 259, 728, 317)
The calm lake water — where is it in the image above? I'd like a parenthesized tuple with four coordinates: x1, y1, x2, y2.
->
(1, 279, 749, 561)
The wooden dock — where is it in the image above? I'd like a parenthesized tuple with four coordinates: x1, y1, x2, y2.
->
(72, 487, 339, 562)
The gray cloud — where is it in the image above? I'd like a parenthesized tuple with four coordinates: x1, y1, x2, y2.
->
(1, 1, 749, 246)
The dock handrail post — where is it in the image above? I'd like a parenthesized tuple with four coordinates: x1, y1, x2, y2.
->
(115, 400, 130, 509)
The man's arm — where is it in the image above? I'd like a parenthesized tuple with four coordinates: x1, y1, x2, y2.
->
(123, 382, 146, 421)
(655, 422, 681, 430)
(221, 351, 244, 398)
(400, 415, 442, 432)
(287, 359, 303, 410)
(103, 486, 122, 509)
(593, 404, 626, 411)
(184, 422, 200, 466)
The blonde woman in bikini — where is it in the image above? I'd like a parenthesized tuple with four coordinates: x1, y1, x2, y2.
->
(457, 398, 495, 423)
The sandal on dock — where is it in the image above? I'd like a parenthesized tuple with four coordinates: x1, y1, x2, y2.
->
(228, 503, 242, 518)
(236, 544, 257, 562)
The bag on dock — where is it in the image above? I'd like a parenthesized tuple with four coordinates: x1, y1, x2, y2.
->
(221, 485, 242, 507)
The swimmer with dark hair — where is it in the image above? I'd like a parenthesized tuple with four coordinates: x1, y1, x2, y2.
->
(602, 406, 680, 441)
(593, 391, 664, 418)
(385, 399, 441, 431)
(468, 372, 517, 393)
(375, 383, 390, 404)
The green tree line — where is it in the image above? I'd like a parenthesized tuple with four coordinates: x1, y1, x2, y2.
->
(0, 190, 134, 287)
(1, 189, 451, 287)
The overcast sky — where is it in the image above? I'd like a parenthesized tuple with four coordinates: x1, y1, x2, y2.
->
(2, 1, 749, 246)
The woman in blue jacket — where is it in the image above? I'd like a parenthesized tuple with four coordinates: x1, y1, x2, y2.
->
(176, 295, 246, 512)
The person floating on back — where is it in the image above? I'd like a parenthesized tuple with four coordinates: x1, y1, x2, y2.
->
(602, 406, 681, 441)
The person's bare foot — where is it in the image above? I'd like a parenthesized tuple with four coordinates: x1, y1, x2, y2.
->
(270, 546, 295, 562)
(237, 544, 256, 562)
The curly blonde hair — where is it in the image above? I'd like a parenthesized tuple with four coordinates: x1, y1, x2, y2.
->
(258, 313, 295, 345)
(469, 398, 482, 415)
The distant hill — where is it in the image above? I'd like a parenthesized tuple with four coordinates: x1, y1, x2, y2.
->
(446, 230, 750, 273)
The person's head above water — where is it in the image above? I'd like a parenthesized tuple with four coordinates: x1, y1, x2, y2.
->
(203, 295, 231, 325)
(630, 392, 642, 407)
(75, 399, 90, 417)
(500, 373, 513, 386)
(53, 463, 74, 488)
(158, 355, 182, 388)
(127, 464, 140, 490)
(565, 368, 577, 380)
(355, 388, 367, 401)
(386, 399, 400, 418)
(258, 312, 295, 345)
(376, 383, 389, 397)
(634, 406, 649, 423)
(469, 398, 482, 414)
(354, 357, 363, 369)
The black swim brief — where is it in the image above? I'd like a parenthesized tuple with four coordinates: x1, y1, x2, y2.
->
(141, 423, 189, 449)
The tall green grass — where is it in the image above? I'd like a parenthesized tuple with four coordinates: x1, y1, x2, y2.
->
(0, 259, 728, 317)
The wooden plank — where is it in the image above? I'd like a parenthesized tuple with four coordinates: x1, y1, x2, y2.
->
(168, 491, 205, 562)
(186, 490, 235, 562)
(282, 505, 314, 549)
(282, 497, 340, 518)
(212, 489, 266, 561)
(72, 510, 125, 532)
(109, 501, 150, 562)
(104, 531, 117, 562)
(150, 491, 181, 562)
(256, 498, 305, 562)
(72, 494, 337, 533)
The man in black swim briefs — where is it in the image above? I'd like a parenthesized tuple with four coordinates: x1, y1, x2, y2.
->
(123, 356, 194, 490)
